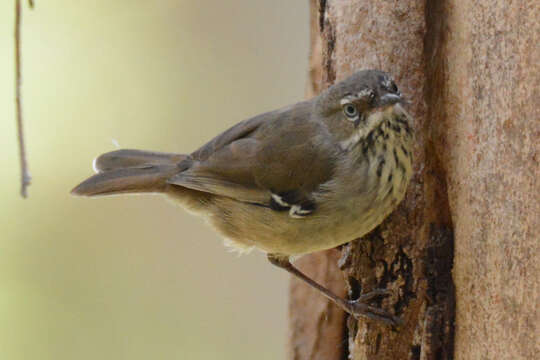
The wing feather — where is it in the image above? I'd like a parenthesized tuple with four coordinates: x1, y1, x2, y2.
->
(167, 101, 337, 209)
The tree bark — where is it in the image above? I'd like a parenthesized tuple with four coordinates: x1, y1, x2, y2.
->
(289, 1, 538, 359)
(427, 1, 539, 359)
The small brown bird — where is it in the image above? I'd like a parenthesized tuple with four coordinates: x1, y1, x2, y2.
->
(72, 69, 414, 325)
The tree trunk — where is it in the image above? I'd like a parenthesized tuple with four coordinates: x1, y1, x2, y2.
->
(288, 1, 538, 359)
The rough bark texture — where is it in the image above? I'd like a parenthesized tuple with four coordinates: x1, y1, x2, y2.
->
(289, 0, 538, 359)
(427, 1, 539, 359)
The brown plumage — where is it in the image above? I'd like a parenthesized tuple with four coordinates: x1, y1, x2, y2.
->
(72, 69, 414, 325)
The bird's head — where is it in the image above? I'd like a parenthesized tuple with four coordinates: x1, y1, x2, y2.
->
(314, 69, 411, 145)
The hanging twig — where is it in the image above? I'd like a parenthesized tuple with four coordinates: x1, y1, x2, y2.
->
(15, 0, 33, 198)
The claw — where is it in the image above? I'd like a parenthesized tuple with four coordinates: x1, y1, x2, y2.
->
(346, 289, 402, 327)
(355, 288, 393, 302)
(347, 300, 402, 326)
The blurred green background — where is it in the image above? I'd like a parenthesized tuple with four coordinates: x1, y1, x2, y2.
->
(0, 1, 309, 359)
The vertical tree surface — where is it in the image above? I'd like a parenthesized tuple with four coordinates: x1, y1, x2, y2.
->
(427, 1, 539, 358)
(289, 1, 538, 359)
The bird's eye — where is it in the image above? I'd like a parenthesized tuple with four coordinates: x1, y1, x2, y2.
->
(342, 104, 358, 119)
(389, 81, 398, 93)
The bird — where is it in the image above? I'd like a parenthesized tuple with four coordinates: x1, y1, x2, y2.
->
(72, 69, 414, 325)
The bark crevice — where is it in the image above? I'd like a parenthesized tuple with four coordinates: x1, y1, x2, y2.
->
(320, 1, 336, 87)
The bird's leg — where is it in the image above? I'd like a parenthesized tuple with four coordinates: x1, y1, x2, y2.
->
(267, 254, 402, 326)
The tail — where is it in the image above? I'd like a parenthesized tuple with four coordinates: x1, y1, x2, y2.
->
(71, 149, 188, 197)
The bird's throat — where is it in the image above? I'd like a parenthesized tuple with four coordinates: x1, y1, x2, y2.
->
(339, 105, 405, 152)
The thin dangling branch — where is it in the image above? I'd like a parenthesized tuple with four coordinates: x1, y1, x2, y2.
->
(14, 0, 34, 197)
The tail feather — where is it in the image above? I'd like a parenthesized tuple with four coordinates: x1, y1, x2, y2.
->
(94, 149, 186, 172)
(72, 149, 187, 197)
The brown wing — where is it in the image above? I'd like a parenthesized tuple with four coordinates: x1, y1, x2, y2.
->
(190, 108, 271, 161)
(169, 138, 267, 203)
(167, 101, 337, 207)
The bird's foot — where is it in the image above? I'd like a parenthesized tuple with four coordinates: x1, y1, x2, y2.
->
(345, 289, 402, 327)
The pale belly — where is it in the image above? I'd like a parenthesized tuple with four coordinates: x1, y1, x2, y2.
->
(203, 165, 410, 256)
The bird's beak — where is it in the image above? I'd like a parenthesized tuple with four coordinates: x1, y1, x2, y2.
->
(378, 93, 403, 107)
